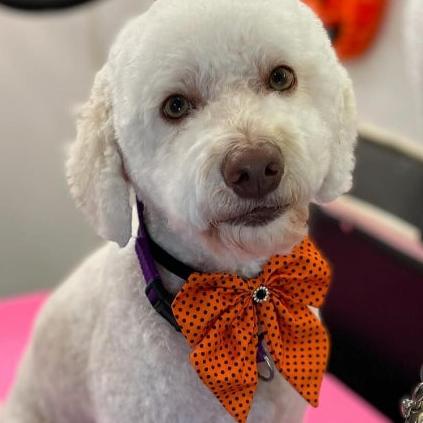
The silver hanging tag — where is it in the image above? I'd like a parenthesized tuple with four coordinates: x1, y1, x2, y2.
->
(258, 353, 275, 382)
(401, 366, 423, 423)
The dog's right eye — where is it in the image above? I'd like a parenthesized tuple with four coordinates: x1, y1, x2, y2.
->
(162, 95, 192, 120)
(268, 66, 296, 92)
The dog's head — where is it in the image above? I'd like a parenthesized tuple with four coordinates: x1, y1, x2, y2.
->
(67, 0, 357, 268)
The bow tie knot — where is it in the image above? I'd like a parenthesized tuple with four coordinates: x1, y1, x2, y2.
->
(172, 238, 331, 423)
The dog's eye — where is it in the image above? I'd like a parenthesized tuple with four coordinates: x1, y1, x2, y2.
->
(162, 95, 192, 120)
(268, 66, 296, 92)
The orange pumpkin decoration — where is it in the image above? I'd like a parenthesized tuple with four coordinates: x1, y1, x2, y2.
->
(302, 0, 388, 60)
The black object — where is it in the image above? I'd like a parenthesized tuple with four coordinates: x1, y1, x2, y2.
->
(142, 225, 197, 332)
(352, 135, 423, 234)
(0, 0, 98, 11)
(142, 227, 198, 333)
(326, 24, 341, 43)
(149, 233, 198, 281)
(311, 207, 423, 422)
(145, 278, 180, 332)
(310, 134, 423, 422)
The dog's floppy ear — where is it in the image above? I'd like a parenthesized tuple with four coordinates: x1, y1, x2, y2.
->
(67, 66, 132, 247)
(315, 71, 358, 203)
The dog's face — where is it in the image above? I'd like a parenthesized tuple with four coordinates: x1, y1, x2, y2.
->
(67, 0, 357, 267)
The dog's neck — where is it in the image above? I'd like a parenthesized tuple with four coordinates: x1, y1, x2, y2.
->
(142, 205, 266, 293)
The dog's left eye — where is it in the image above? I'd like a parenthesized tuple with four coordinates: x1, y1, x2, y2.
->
(162, 95, 192, 120)
(268, 66, 296, 92)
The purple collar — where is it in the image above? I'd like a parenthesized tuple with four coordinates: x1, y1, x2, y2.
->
(135, 200, 182, 330)
(135, 200, 270, 368)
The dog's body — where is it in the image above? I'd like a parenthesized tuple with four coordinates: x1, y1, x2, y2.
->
(3, 242, 307, 423)
(2, 0, 357, 421)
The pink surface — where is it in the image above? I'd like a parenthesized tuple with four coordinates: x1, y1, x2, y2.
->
(0, 293, 390, 422)
(0, 293, 47, 401)
(305, 376, 391, 423)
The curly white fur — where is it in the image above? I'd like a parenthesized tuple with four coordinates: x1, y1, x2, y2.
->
(1, 0, 357, 422)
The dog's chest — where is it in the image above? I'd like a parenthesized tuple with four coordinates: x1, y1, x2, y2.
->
(87, 245, 306, 423)
(92, 286, 302, 423)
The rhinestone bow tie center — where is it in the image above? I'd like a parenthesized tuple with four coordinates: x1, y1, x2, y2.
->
(252, 286, 270, 303)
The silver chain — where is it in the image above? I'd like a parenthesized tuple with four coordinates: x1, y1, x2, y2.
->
(401, 366, 423, 423)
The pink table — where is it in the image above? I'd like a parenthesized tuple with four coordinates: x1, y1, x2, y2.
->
(0, 293, 390, 422)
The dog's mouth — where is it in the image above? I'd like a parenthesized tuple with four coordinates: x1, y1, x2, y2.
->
(222, 205, 288, 227)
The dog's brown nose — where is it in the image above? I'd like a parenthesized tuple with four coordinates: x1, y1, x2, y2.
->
(222, 143, 284, 199)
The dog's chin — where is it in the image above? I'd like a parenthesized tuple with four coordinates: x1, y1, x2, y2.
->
(204, 205, 309, 262)
(222, 205, 287, 227)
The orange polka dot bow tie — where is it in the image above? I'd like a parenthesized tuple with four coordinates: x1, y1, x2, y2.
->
(171, 238, 331, 423)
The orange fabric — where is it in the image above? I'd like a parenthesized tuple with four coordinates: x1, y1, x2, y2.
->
(172, 238, 331, 423)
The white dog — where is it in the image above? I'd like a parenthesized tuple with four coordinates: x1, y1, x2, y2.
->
(1, 0, 357, 421)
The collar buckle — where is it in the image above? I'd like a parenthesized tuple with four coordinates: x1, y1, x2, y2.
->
(145, 278, 181, 332)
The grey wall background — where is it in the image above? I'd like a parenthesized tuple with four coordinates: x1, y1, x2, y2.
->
(0, 0, 153, 296)
(0, 0, 422, 297)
